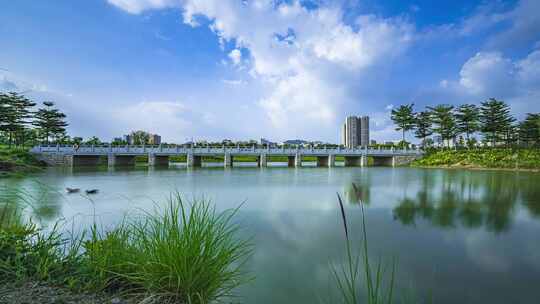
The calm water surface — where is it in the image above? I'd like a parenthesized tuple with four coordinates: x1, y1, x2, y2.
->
(2, 166, 540, 303)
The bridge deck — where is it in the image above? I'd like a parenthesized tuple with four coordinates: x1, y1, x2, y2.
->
(31, 145, 422, 157)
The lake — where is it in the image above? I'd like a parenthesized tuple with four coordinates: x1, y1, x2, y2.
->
(2, 166, 540, 303)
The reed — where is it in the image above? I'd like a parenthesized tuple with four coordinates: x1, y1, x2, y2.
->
(332, 183, 395, 304)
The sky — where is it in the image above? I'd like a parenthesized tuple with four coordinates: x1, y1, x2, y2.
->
(1, 0, 539, 143)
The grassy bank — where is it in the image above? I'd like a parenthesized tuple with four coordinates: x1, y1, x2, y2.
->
(412, 148, 540, 170)
(0, 193, 252, 303)
(0, 146, 44, 177)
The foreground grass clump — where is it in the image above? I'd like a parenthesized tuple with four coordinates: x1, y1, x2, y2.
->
(413, 148, 540, 169)
(85, 194, 252, 303)
(0, 206, 82, 286)
(0, 193, 252, 304)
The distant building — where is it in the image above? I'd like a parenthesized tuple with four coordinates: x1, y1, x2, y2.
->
(370, 140, 377, 145)
(148, 134, 161, 145)
(123, 134, 133, 145)
(341, 116, 370, 148)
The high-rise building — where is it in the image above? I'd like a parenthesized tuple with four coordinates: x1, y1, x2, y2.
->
(360, 116, 369, 147)
(341, 115, 370, 148)
(148, 134, 161, 145)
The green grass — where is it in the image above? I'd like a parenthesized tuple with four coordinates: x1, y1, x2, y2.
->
(0, 191, 253, 303)
(0, 145, 44, 177)
(413, 148, 540, 169)
(333, 183, 396, 304)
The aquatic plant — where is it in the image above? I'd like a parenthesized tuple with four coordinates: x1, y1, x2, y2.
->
(332, 183, 396, 304)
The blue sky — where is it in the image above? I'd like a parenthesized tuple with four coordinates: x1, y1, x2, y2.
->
(1, 0, 539, 143)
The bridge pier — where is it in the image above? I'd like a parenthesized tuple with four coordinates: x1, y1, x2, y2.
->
(259, 154, 267, 167)
(187, 154, 202, 168)
(224, 153, 233, 168)
(148, 154, 169, 167)
(328, 154, 335, 167)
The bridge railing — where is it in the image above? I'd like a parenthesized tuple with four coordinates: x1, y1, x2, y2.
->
(31, 145, 423, 155)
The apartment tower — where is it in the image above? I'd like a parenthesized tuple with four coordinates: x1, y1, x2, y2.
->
(341, 116, 370, 148)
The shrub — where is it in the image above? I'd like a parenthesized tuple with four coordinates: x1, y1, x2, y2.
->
(83, 193, 252, 303)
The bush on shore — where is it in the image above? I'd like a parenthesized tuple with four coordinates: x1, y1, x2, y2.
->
(0, 146, 44, 176)
(413, 148, 540, 169)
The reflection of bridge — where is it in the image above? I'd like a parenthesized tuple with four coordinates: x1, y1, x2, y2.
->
(31, 145, 423, 168)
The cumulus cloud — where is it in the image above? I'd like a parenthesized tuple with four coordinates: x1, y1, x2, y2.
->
(108, 0, 415, 141)
(228, 48, 242, 65)
(432, 49, 540, 116)
(459, 52, 517, 96)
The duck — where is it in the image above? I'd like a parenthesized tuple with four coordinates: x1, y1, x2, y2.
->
(85, 189, 99, 194)
(66, 187, 80, 193)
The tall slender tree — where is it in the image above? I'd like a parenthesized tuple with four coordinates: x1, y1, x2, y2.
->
(479, 98, 515, 147)
(0, 92, 35, 146)
(391, 104, 416, 143)
(32, 101, 68, 144)
(518, 113, 540, 147)
(428, 104, 457, 148)
(455, 104, 480, 145)
(414, 111, 433, 146)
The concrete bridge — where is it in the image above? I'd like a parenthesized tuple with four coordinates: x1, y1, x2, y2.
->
(30, 145, 423, 168)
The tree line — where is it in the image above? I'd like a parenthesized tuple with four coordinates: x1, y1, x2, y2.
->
(390, 98, 540, 148)
(0, 92, 68, 147)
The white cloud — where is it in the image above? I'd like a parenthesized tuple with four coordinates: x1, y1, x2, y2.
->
(433, 49, 540, 116)
(459, 52, 517, 96)
(107, 0, 415, 141)
(106, 0, 178, 14)
(228, 48, 242, 65)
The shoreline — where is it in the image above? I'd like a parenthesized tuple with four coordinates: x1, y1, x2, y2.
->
(411, 164, 540, 173)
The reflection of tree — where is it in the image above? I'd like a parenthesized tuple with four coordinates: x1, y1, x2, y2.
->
(393, 198, 417, 225)
(459, 201, 483, 228)
(344, 179, 371, 205)
(433, 190, 458, 228)
(519, 175, 540, 218)
(391, 170, 532, 234)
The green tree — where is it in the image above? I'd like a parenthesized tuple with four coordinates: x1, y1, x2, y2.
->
(391, 104, 415, 143)
(455, 104, 480, 145)
(0, 92, 36, 147)
(480, 98, 515, 147)
(32, 101, 68, 144)
(414, 111, 433, 147)
(428, 104, 457, 148)
(518, 113, 540, 147)
(85, 136, 101, 145)
(129, 130, 151, 145)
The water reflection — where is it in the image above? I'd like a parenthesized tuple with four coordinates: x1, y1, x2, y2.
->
(2, 167, 540, 303)
(391, 170, 540, 233)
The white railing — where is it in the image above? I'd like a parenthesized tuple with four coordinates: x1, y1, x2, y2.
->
(31, 145, 423, 156)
